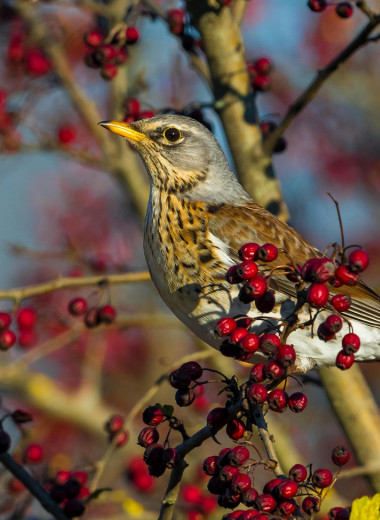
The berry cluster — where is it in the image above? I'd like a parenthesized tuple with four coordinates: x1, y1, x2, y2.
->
(68, 297, 116, 328)
(0, 307, 38, 351)
(181, 483, 218, 519)
(7, 30, 51, 76)
(84, 26, 139, 80)
(169, 361, 204, 407)
(221, 241, 369, 371)
(104, 414, 129, 447)
(247, 58, 273, 93)
(123, 98, 154, 123)
(44, 469, 89, 518)
(307, 0, 354, 18)
(0, 90, 21, 153)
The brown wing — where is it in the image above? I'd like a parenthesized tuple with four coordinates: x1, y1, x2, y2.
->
(206, 201, 380, 328)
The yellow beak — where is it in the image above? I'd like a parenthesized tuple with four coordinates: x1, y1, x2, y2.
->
(98, 120, 148, 142)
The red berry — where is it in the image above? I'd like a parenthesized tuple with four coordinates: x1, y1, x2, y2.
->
(207, 408, 228, 430)
(64, 478, 81, 499)
(58, 125, 77, 144)
(218, 447, 232, 467)
(17, 307, 37, 330)
(100, 64, 118, 80)
(255, 291, 275, 313)
(312, 468, 333, 488)
(231, 473, 251, 494)
(263, 477, 283, 495)
(236, 260, 258, 280)
(239, 243, 260, 261)
(253, 75, 271, 92)
(219, 464, 239, 483)
(126, 26, 139, 44)
(178, 361, 203, 381)
(71, 471, 88, 486)
(56, 470, 71, 484)
(302, 495, 320, 514)
(138, 110, 155, 119)
(335, 265, 359, 286)
(238, 333, 260, 355)
(255, 493, 277, 512)
(276, 344, 296, 368)
(218, 488, 241, 509)
(226, 265, 242, 284)
(0, 329, 16, 350)
(336, 2, 353, 18)
(0, 312, 11, 330)
(84, 307, 100, 328)
(84, 29, 104, 47)
(348, 249, 369, 272)
(331, 294, 351, 313)
(307, 0, 327, 12)
(215, 317, 237, 337)
(249, 363, 265, 383)
(288, 392, 308, 413)
(241, 487, 259, 506)
(267, 389, 288, 412)
(23, 444, 43, 464)
(227, 446, 250, 466)
(289, 463, 308, 483)
(124, 98, 140, 115)
(336, 350, 355, 370)
(25, 51, 51, 76)
(68, 297, 88, 316)
(182, 484, 202, 504)
(259, 333, 281, 355)
(226, 418, 246, 440)
(142, 406, 164, 426)
(307, 283, 329, 307)
(342, 332, 360, 354)
(203, 455, 218, 476)
(277, 479, 298, 498)
(246, 383, 268, 404)
(329, 507, 350, 519)
(167, 8, 186, 35)
(239, 276, 267, 303)
(264, 360, 285, 380)
(105, 414, 124, 433)
(254, 57, 272, 75)
(175, 387, 196, 407)
(18, 330, 38, 348)
(324, 314, 343, 333)
(332, 445, 350, 466)
(317, 323, 336, 342)
(255, 243, 278, 262)
(163, 447, 179, 468)
(138, 427, 159, 447)
(301, 258, 335, 283)
(230, 327, 249, 343)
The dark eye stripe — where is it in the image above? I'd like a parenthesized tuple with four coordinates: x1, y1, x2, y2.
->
(164, 127, 181, 143)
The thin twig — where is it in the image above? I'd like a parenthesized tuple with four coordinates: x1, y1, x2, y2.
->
(250, 404, 284, 476)
(263, 10, 380, 155)
(327, 193, 345, 251)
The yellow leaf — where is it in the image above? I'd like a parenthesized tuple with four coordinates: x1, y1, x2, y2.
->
(122, 497, 144, 517)
(350, 494, 380, 520)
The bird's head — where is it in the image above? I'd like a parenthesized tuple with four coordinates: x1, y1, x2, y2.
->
(99, 114, 249, 203)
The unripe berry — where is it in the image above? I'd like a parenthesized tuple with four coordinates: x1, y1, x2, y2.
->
(255, 243, 278, 262)
(276, 344, 296, 368)
(331, 446, 350, 466)
(203, 456, 218, 476)
(335, 265, 359, 286)
(68, 297, 87, 316)
(288, 392, 308, 413)
(260, 333, 281, 355)
(0, 330, 16, 350)
(23, 444, 43, 464)
(264, 360, 285, 380)
(175, 387, 196, 407)
(241, 487, 259, 506)
(324, 314, 343, 333)
(312, 468, 333, 488)
(226, 418, 246, 440)
(302, 495, 320, 514)
(231, 473, 251, 494)
(255, 493, 277, 512)
(207, 408, 228, 431)
(336, 350, 355, 370)
(239, 276, 267, 303)
(0, 312, 11, 329)
(255, 291, 275, 313)
(301, 258, 335, 283)
(138, 427, 159, 447)
(336, 2, 354, 18)
(246, 383, 268, 404)
(178, 361, 202, 381)
(239, 243, 260, 261)
(289, 463, 308, 483)
(348, 249, 369, 272)
(277, 479, 298, 498)
(142, 406, 164, 426)
(249, 363, 265, 383)
(307, 283, 329, 307)
(227, 445, 250, 466)
(267, 389, 288, 412)
(307, 0, 327, 12)
(331, 294, 351, 313)
(342, 332, 360, 354)
(215, 317, 237, 337)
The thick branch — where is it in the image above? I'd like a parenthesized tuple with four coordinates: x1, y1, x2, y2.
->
(264, 9, 380, 155)
(0, 453, 70, 520)
(0, 271, 150, 304)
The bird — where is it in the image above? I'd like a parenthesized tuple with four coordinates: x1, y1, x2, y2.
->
(99, 115, 380, 372)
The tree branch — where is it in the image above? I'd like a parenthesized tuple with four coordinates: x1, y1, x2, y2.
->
(263, 9, 380, 155)
(251, 404, 284, 476)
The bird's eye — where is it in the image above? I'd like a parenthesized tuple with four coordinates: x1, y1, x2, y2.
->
(163, 127, 182, 143)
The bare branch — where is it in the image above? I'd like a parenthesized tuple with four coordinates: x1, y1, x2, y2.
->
(251, 404, 284, 476)
(231, 0, 249, 25)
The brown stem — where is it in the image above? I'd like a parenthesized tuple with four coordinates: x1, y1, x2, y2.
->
(264, 10, 380, 155)
(250, 404, 284, 476)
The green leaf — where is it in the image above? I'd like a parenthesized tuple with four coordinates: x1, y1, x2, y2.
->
(162, 404, 174, 418)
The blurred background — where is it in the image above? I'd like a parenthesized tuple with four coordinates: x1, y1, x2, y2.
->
(0, 0, 379, 518)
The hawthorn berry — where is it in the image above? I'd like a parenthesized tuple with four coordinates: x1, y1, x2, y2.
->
(264, 360, 285, 380)
(255, 493, 277, 512)
(331, 294, 351, 312)
(255, 57, 272, 75)
(259, 333, 281, 355)
(335, 264, 359, 286)
(0, 330, 16, 350)
(163, 447, 179, 468)
(263, 477, 283, 494)
(142, 406, 164, 426)
(239, 276, 267, 303)
(50, 483, 66, 503)
(226, 419, 246, 440)
(230, 327, 249, 344)
(138, 427, 159, 447)
(116, 48, 128, 66)
(71, 471, 88, 486)
(23, 444, 43, 464)
(105, 414, 124, 433)
(328, 507, 350, 519)
(178, 361, 202, 381)
(169, 368, 191, 389)
(126, 26, 139, 44)
(63, 498, 85, 518)
(307, 0, 327, 12)
(139, 110, 155, 119)
(277, 479, 298, 498)
(226, 265, 242, 284)
(267, 389, 288, 412)
(17, 307, 37, 330)
(231, 473, 251, 494)
(64, 478, 81, 499)
(246, 383, 268, 404)
(228, 445, 250, 466)
(255, 243, 278, 262)
(218, 488, 241, 509)
(207, 476, 227, 495)
(302, 495, 320, 514)
(278, 498, 297, 516)
(219, 464, 239, 483)
(255, 291, 276, 313)
(241, 487, 259, 506)
(312, 468, 333, 488)
(215, 317, 237, 337)
(83, 29, 104, 47)
(301, 258, 335, 283)
(249, 363, 265, 383)
(236, 260, 258, 280)
(207, 408, 228, 430)
(84, 307, 100, 328)
(336, 2, 354, 18)
(239, 243, 260, 261)
(124, 98, 140, 115)
(68, 297, 88, 316)
(348, 249, 369, 272)
(238, 333, 260, 355)
(253, 75, 271, 92)
(317, 323, 336, 342)
(58, 125, 77, 144)
(342, 333, 361, 354)
(324, 314, 343, 333)
(167, 8, 186, 35)
(289, 463, 308, 482)
(307, 283, 329, 307)
(288, 392, 308, 413)
(100, 63, 118, 80)
(276, 344, 296, 368)
(331, 446, 350, 466)
(203, 456, 218, 476)
(0, 312, 11, 330)
(336, 350, 355, 370)
(25, 51, 51, 76)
